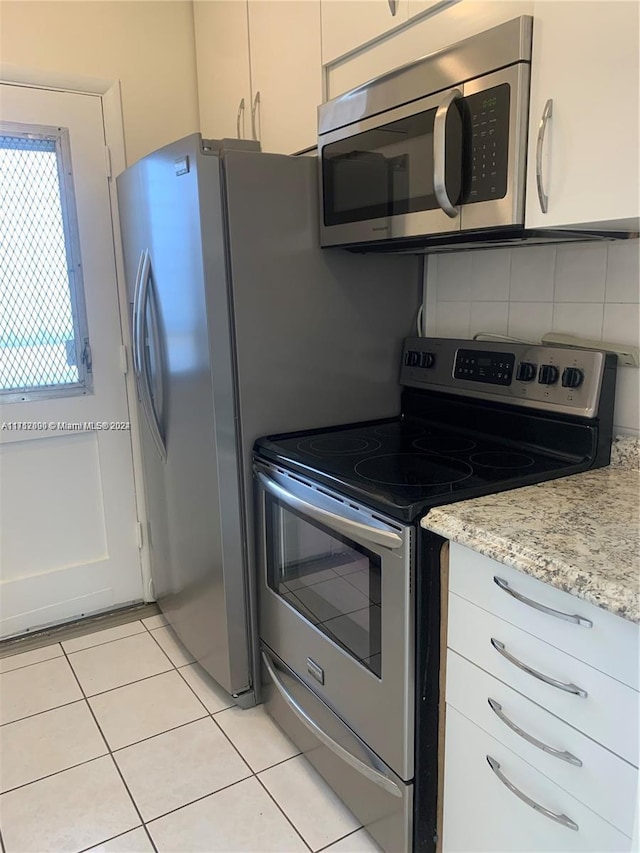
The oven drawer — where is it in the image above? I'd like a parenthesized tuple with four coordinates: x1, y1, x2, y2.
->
(443, 705, 633, 852)
(449, 542, 640, 691)
(447, 592, 639, 766)
(261, 645, 413, 853)
(446, 649, 638, 836)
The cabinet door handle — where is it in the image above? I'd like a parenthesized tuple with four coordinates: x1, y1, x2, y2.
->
(486, 756, 579, 831)
(493, 577, 593, 627)
(251, 91, 261, 142)
(487, 699, 582, 766)
(236, 98, 245, 139)
(490, 639, 588, 698)
(535, 98, 553, 213)
(388, 0, 399, 15)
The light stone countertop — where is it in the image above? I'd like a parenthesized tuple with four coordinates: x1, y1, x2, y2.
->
(421, 436, 640, 623)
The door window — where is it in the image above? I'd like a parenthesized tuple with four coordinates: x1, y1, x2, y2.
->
(266, 498, 382, 677)
(0, 123, 91, 401)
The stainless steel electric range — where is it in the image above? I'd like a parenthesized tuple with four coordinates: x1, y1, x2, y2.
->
(253, 337, 617, 853)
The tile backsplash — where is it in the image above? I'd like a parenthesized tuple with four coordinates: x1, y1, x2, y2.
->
(424, 239, 640, 436)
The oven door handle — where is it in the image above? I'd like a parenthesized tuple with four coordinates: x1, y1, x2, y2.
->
(255, 470, 403, 550)
(262, 651, 403, 798)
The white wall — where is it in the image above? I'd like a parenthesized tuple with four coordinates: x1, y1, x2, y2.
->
(425, 240, 640, 436)
(0, 1, 200, 166)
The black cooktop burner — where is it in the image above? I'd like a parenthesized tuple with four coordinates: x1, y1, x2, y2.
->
(256, 416, 584, 523)
(470, 451, 534, 469)
(413, 436, 476, 454)
(355, 453, 473, 487)
(304, 436, 382, 455)
(374, 422, 426, 438)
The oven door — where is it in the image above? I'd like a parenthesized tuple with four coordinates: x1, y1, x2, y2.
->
(319, 87, 464, 248)
(255, 461, 414, 780)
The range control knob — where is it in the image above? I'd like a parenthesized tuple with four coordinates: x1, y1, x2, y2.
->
(538, 364, 559, 385)
(516, 361, 536, 382)
(419, 351, 435, 369)
(562, 367, 584, 389)
(405, 350, 420, 367)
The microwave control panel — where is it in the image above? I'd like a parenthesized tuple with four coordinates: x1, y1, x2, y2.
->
(464, 83, 510, 204)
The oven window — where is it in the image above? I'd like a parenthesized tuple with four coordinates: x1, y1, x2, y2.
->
(266, 498, 382, 677)
(322, 103, 462, 227)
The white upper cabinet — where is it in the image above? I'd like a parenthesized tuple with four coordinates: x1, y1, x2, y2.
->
(326, 0, 533, 99)
(321, 0, 409, 65)
(408, 0, 449, 17)
(525, 1, 639, 231)
(248, 0, 322, 154)
(194, 1, 252, 141)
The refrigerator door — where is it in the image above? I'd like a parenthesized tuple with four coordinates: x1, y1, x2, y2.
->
(118, 136, 252, 700)
(117, 161, 173, 608)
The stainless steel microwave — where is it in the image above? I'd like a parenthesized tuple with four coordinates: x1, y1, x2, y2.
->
(318, 17, 532, 252)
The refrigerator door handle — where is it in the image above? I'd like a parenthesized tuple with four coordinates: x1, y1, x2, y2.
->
(132, 249, 167, 462)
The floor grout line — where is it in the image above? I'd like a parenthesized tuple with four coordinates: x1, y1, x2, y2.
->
(60, 623, 148, 655)
(138, 772, 256, 829)
(1, 614, 371, 852)
(0, 749, 110, 797)
(0, 645, 64, 675)
(254, 771, 315, 853)
(315, 826, 368, 852)
(0, 695, 85, 729)
(61, 645, 159, 853)
(76, 824, 146, 853)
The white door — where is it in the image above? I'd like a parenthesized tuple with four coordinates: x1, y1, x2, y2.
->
(0, 83, 142, 637)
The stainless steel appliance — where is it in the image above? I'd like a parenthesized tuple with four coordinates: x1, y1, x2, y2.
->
(116, 135, 421, 706)
(254, 337, 616, 851)
(318, 17, 628, 252)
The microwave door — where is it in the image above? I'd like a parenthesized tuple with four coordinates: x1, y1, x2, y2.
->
(319, 88, 464, 248)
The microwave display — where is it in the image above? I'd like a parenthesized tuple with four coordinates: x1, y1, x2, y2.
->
(322, 103, 463, 227)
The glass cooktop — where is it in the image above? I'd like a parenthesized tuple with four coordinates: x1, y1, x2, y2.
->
(255, 417, 580, 523)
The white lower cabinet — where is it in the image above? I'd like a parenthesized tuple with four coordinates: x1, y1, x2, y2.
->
(443, 706, 631, 852)
(443, 543, 639, 852)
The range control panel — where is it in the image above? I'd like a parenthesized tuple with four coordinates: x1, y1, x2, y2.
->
(401, 337, 614, 418)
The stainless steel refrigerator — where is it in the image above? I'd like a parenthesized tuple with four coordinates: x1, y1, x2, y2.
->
(116, 134, 420, 706)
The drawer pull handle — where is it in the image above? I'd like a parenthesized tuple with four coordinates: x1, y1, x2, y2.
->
(487, 699, 583, 766)
(486, 755, 579, 831)
(490, 639, 588, 698)
(493, 577, 593, 627)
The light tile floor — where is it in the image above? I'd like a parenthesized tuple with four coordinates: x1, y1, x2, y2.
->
(0, 614, 380, 853)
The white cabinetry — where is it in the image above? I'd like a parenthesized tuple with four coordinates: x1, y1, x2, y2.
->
(443, 542, 639, 852)
(248, 1, 322, 154)
(326, 0, 533, 99)
(525, 1, 639, 231)
(194, 0, 322, 154)
(194, 1, 251, 141)
(321, 0, 409, 65)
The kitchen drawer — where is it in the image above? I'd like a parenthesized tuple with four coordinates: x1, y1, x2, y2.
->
(449, 542, 640, 691)
(446, 648, 638, 836)
(448, 592, 639, 766)
(443, 705, 632, 852)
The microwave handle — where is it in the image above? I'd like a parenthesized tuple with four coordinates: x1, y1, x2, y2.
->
(433, 88, 462, 218)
